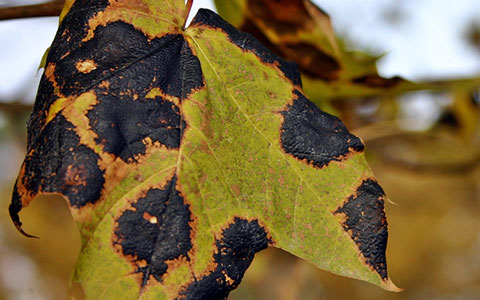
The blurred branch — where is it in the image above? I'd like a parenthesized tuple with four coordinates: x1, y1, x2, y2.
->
(371, 76, 480, 99)
(352, 121, 404, 142)
(379, 147, 480, 174)
(0, 101, 32, 115)
(365, 132, 480, 174)
(0, 1, 64, 21)
(416, 76, 480, 93)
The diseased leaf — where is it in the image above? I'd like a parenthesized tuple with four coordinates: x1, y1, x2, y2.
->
(214, 0, 407, 104)
(10, 1, 398, 299)
(216, 0, 341, 80)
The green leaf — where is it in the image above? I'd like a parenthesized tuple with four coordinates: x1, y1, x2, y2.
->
(10, 0, 399, 299)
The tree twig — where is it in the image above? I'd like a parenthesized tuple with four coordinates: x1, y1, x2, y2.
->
(0, 1, 64, 21)
(0, 101, 32, 115)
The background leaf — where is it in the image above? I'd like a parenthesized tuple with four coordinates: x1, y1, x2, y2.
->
(213, 0, 408, 107)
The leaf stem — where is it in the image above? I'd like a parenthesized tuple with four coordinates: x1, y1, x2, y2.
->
(183, 0, 194, 29)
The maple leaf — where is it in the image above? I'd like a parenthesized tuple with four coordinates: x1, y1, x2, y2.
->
(10, 0, 399, 299)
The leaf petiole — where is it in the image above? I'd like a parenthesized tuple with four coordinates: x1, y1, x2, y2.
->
(183, 0, 194, 29)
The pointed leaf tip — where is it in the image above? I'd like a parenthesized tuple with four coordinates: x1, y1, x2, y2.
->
(14, 222, 39, 239)
(9, 185, 39, 239)
(383, 278, 403, 292)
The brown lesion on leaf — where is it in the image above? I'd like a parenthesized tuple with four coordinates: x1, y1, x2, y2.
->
(333, 178, 389, 280)
(75, 59, 97, 74)
(98, 79, 110, 89)
(231, 185, 241, 197)
(44, 63, 58, 86)
(63, 164, 89, 187)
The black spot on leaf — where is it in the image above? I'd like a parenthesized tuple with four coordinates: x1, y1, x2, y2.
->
(87, 93, 185, 162)
(52, 21, 203, 98)
(178, 218, 270, 300)
(26, 0, 110, 152)
(114, 176, 192, 287)
(335, 179, 388, 279)
(46, 21, 203, 162)
(280, 90, 364, 168)
(191, 9, 301, 86)
(47, 0, 110, 64)
(21, 114, 105, 208)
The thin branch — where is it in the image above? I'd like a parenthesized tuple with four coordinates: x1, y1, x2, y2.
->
(0, 1, 64, 21)
(0, 101, 32, 115)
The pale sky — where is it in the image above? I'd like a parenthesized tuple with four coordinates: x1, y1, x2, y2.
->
(0, 0, 479, 102)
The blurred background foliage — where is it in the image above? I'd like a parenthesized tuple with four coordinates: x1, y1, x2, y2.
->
(0, 0, 479, 299)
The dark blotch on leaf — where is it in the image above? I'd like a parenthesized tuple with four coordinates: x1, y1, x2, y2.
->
(88, 92, 185, 162)
(114, 176, 192, 287)
(47, 0, 110, 64)
(335, 179, 388, 279)
(191, 9, 301, 86)
(49, 21, 202, 162)
(178, 218, 270, 300)
(281, 90, 364, 168)
(25, 0, 111, 162)
(53, 21, 202, 98)
(20, 114, 104, 208)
